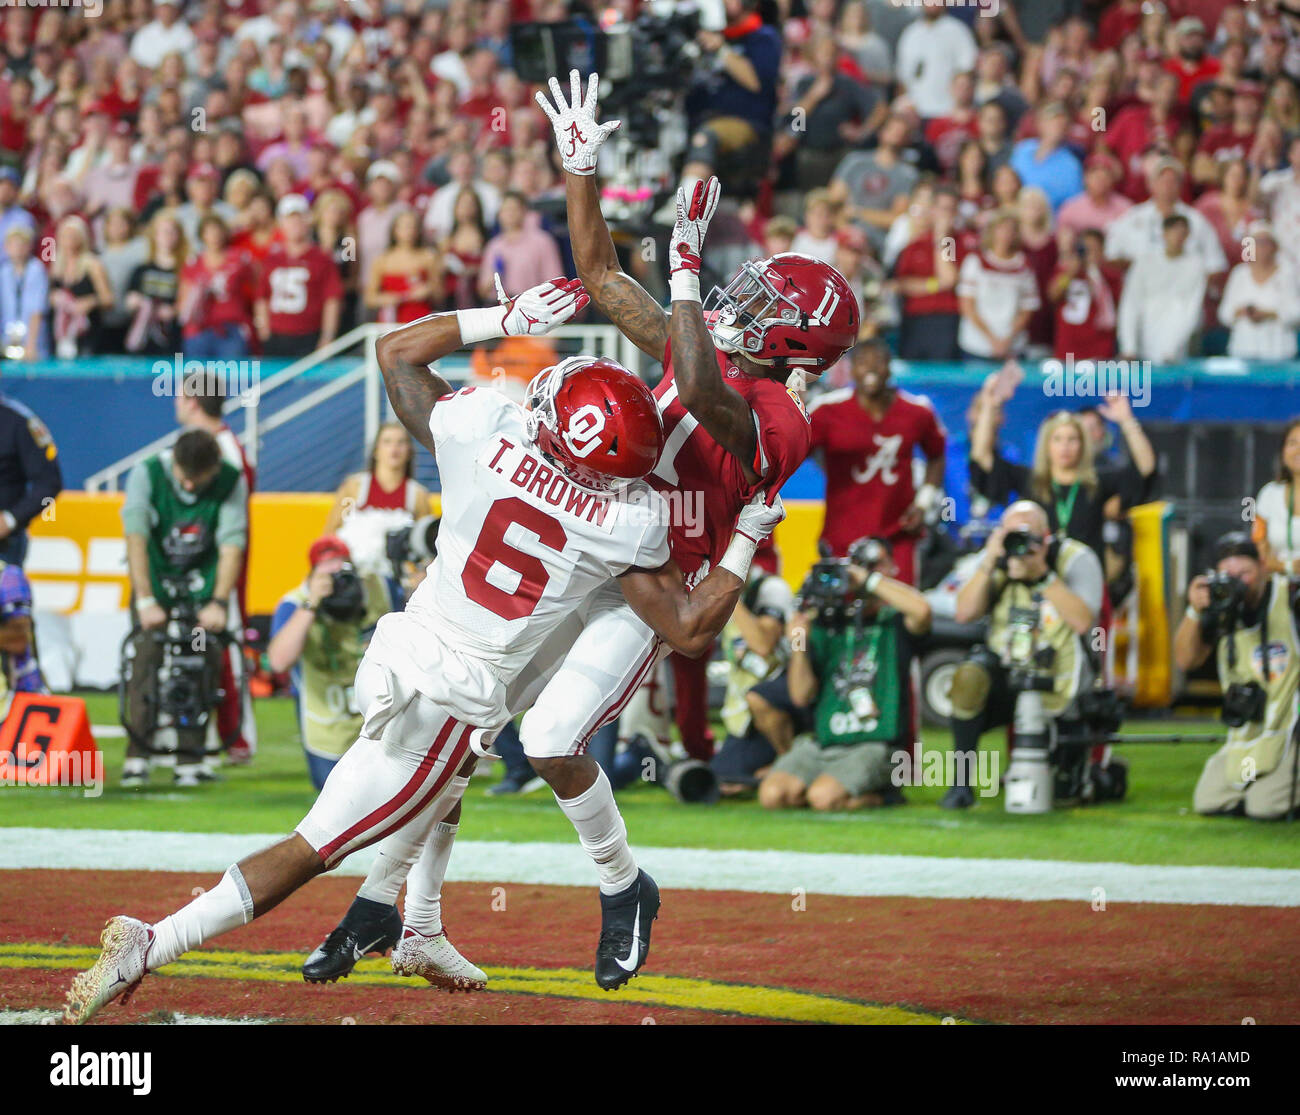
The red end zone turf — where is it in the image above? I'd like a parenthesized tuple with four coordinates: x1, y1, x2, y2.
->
(2, 870, 1297, 1025)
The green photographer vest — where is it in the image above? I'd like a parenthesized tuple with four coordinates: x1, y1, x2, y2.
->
(144, 455, 240, 610)
(1216, 574, 1300, 787)
(987, 536, 1094, 717)
(808, 607, 904, 747)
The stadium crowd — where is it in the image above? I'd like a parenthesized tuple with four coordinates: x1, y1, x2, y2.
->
(0, 0, 1298, 364)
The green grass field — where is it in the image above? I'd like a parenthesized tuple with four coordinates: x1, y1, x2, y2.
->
(4, 694, 1298, 869)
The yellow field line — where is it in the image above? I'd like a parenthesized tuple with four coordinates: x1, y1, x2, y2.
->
(0, 942, 953, 1025)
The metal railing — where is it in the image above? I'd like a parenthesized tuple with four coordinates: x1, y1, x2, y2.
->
(83, 321, 638, 492)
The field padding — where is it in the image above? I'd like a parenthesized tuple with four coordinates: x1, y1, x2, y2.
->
(2, 827, 1297, 906)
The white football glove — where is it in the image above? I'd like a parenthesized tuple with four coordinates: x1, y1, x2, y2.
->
(534, 69, 621, 176)
(736, 492, 786, 544)
(498, 275, 589, 337)
(669, 176, 721, 303)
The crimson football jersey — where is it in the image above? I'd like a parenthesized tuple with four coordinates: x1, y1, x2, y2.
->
(258, 244, 343, 336)
(181, 254, 256, 338)
(650, 343, 812, 581)
(1052, 263, 1122, 362)
(809, 387, 946, 556)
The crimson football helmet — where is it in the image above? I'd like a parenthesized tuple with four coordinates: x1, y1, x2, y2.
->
(523, 355, 665, 490)
(704, 253, 859, 374)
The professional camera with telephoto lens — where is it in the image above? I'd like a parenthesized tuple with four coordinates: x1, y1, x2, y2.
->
(385, 515, 441, 582)
(1002, 526, 1042, 559)
(797, 558, 855, 624)
(1221, 681, 1267, 728)
(317, 564, 367, 624)
(120, 573, 228, 755)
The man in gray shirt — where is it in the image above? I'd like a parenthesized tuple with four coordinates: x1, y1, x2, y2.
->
(828, 114, 920, 253)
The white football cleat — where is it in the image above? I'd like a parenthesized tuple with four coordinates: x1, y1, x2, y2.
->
(64, 916, 153, 1024)
(391, 926, 487, 992)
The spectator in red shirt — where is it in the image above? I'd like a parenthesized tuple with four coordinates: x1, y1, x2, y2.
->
(891, 186, 963, 360)
(254, 193, 342, 358)
(808, 338, 947, 585)
(1110, 70, 1184, 200)
(926, 72, 979, 174)
(179, 215, 256, 360)
(1194, 83, 1262, 185)
(1165, 16, 1221, 102)
(228, 190, 279, 268)
(0, 74, 33, 161)
(1048, 228, 1123, 362)
(1096, 0, 1144, 52)
(364, 208, 444, 325)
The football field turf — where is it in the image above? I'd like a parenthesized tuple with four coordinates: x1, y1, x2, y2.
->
(2, 694, 1298, 1024)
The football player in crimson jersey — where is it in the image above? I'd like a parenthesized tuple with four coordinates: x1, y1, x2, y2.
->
(808, 338, 947, 585)
(538, 69, 859, 760)
(64, 277, 786, 1023)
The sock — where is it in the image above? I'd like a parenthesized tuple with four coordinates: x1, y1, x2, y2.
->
(554, 767, 638, 895)
(357, 775, 469, 906)
(403, 821, 458, 936)
(147, 866, 253, 970)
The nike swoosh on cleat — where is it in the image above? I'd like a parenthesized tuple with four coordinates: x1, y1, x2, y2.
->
(615, 905, 642, 973)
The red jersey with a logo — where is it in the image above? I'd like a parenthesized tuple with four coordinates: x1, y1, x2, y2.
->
(258, 244, 343, 336)
(651, 343, 812, 581)
(809, 388, 947, 555)
(181, 253, 256, 338)
(893, 234, 968, 316)
(1052, 264, 1122, 362)
(1197, 126, 1252, 165)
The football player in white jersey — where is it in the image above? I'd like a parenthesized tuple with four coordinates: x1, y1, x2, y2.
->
(64, 277, 784, 1024)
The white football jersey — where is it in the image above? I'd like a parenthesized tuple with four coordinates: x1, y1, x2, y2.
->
(365, 386, 670, 721)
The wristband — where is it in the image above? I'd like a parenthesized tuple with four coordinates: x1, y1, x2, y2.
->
(926, 277, 940, 294)
(669, 272, 702, 303)
(136, 595, 157, 610)
(719, 531, 758, 580)
(864, 571, 884, 595)
(1185, 604, 1201, 622)
(456, 306, 506, 344)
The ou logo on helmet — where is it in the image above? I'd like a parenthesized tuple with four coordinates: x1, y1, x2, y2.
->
(562, 404, 607, 459)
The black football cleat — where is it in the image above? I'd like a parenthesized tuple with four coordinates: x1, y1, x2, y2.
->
(302, 897, 402, 984)
(594, 869, 660, 991)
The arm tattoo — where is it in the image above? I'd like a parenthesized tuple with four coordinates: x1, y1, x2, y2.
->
(381, 357, 450, 458)
(670, 300, 759, 481)
(591, 271, 670, 363)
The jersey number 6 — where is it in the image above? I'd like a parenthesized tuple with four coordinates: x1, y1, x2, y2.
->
(461, 497, 568, 620)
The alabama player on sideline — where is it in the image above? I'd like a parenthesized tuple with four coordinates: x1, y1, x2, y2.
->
(299, 70, 860, 993)
(63, 276, 785, 1024)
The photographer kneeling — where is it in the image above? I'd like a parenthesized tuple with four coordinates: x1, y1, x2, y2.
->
(758, 539, 931, 812)
(1177, 533, 1300, 821)
(268, 536, 392, 792)
(943, 500, 1103, 810)
(121, 429, 248, 787)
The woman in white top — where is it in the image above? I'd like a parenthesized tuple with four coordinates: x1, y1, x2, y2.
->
(1218, 221, 1300, 360)
(1253, 418, 1300, 577)
(956, 208, 1041, 360)
(324, 423, 432, 580)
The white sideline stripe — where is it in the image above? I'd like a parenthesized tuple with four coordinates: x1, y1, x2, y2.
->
(0, 1009, 267, 1026)
(1, 828, 1298, 906)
